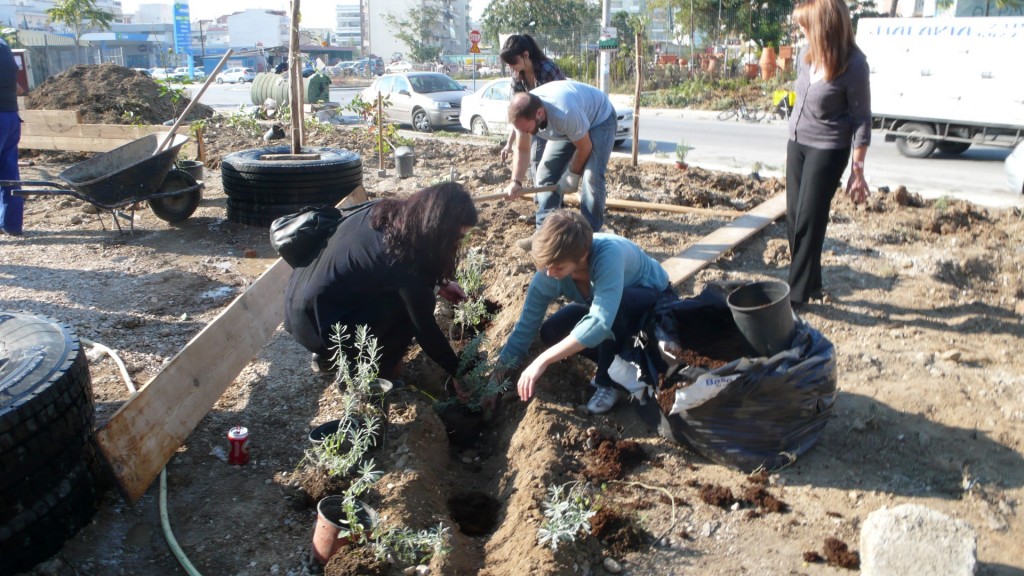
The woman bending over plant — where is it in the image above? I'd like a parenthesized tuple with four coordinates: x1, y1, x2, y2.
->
(285, 182, 477, 395)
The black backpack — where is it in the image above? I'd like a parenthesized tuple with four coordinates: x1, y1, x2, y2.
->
(269, 200, 377, 268)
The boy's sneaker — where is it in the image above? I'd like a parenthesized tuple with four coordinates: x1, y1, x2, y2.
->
(587, 386, 625, 415)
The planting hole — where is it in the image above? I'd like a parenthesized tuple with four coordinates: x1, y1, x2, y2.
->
(448, 492, 500, 536)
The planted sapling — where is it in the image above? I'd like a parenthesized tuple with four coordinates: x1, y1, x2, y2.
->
(451, 247, 492, 340)
(537, 481, 597, 551)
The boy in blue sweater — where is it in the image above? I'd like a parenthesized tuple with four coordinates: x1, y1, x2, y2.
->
(495, 210, 671, 414)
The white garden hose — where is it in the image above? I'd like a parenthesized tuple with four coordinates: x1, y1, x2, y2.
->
(82, 338, 202, 576)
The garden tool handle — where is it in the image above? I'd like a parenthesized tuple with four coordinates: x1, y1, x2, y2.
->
(155, 49, 235, 155)
(473, 185, 557, 203)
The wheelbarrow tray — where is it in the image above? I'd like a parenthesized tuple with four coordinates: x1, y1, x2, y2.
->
(52, 133, 190, 209)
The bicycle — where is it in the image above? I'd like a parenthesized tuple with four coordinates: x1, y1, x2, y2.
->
(716, 97, 768, 123)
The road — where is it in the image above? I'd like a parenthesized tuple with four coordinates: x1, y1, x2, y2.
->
(186, 81, 1020, 208)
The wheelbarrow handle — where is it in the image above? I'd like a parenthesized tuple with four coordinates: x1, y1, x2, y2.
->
(474, 185, 557, 203)
(0, 180, 68, 193)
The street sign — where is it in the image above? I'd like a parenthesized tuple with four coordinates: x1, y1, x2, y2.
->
(468, 30, 481, 43)
(598, 26, 618, 51)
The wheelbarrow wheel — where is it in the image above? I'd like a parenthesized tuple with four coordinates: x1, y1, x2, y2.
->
(148, 171, 203, 223)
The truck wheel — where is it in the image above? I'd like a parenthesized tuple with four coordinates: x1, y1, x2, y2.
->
(936, 142, 971, 155)
(895, 122, 937, 158)
(0, 312, 100, 573)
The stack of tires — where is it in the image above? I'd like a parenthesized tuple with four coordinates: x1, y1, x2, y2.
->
(0, 312, 100, 575)
(221, 146, 363, 227)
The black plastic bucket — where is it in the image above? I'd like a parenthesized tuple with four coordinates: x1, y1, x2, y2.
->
(394, 146, 415, 178)
(726, 280, 795, 357)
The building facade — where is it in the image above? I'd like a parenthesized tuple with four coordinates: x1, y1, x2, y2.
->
(365, 0, 468, 62)
(335, 2, 361, 49)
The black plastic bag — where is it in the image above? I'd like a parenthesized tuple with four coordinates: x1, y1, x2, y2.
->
(269, 200, 376, 268)
(633, 283, 837, 472)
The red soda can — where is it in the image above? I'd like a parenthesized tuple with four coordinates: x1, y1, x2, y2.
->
(227, 426, 250, 465)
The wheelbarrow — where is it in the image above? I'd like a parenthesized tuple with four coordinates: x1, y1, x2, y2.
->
(0, 132, 204, 233)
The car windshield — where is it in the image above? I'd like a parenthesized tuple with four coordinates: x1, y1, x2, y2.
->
(409, 74, 463, 94)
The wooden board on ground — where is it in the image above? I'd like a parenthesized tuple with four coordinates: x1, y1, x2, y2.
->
(93, 190, 369, 504)
(661, 192, 787, 286)
(19, 110, 198, 156)
(562, 194, 744, 217)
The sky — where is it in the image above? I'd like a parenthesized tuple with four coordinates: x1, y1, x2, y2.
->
(119, 0, 488, 27)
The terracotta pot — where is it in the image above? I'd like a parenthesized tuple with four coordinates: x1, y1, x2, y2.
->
(675, 161, 689, 171)
(311, 497, 378, 565)
(744, 63, 759, 80)
(759, 47, 777, 80)
(778, 45, 794, 60)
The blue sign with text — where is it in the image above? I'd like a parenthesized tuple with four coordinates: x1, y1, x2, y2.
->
(173, 3, 192, 54)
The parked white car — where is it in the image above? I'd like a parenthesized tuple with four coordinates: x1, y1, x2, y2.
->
(217, 67, 255, 84)
(172, 67, 205, 80)
(458, 77, 633, 147)
(1006, 142, 1024, 194)
(385, 60, 414, 73)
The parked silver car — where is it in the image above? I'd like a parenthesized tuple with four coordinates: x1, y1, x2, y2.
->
(360, 72, 469, 132)
(458, 77, 633, 147)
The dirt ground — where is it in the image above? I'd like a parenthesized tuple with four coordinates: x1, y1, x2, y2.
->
(3, 118, 1023, 576)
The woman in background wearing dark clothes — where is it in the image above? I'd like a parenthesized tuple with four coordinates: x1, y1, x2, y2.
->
(787, 0, 870, 308)
(284, 183, 477, 395)
(0, 37, 23, 236)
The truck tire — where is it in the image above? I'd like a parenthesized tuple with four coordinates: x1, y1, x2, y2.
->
(936, 141, 971, 155)
(895, 122, 937, 158)
(0, 312, 100, 574)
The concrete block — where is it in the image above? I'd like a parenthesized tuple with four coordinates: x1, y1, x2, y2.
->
(860, 504, 977, 576)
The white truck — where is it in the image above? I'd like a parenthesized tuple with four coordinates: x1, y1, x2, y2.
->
(855, 17, 1024, 158)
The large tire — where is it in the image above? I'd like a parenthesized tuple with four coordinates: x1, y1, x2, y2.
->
(895, 122, 937, 158)
(220, 147, 364, 227)
(0, 312, 99, 575)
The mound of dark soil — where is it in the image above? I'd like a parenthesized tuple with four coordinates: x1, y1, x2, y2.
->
(25, 63, 215, 125)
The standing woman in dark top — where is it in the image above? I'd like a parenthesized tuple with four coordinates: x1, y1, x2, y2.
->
(284, 182, 477, 394)
(498, 34, 566, 172)
(0, 37, 23, 236)
(787, 0, 870, 307)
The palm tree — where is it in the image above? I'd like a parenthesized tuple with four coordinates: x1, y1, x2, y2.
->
(45, 0, 114, 65)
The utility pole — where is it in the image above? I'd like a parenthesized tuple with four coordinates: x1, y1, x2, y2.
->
(599, 0, 610, 93)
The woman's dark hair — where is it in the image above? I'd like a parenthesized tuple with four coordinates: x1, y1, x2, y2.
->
(500, 34, 550, 67)
(371, 182, 478, 284)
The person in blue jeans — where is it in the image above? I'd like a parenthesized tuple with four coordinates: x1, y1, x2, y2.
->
(503, 80, 617, 249)
(0, 37, 23, 236)
(493, 210, 672, 415)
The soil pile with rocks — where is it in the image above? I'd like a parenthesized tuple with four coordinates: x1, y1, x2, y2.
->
(24, 63, 215, 125)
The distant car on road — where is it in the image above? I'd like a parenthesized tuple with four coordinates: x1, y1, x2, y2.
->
(133, 68, 151, 77)
(458, 77, 633, 146)
(172, 67, 205, 81)
(360, 72, 469, 132)
(385, 60, 414, 73)
(218, 67, 255, 84)
(1006, 142, 1024, 194)
(149, 68, 174, 80)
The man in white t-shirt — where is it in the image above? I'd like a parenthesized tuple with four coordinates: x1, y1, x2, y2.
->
(503, 80, 617, 247)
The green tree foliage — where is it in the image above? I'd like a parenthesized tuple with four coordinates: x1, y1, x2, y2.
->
(648, 0, 792, 50)
(45, 0, 114, 64)
(382, 6, 444, 64)
(480, 0, 601, 56)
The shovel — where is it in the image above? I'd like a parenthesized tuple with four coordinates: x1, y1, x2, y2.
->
(473, 185, 556, 203)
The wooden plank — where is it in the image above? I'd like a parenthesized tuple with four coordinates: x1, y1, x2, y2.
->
(661, 192, 787, 286)
(94, 258, 292, 503)
(19, 123, 198, 157)
(19, 109, 82, 125)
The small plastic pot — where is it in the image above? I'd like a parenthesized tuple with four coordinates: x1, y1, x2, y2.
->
(308, 414, 386, 450)
(311, 496, 378, 564)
